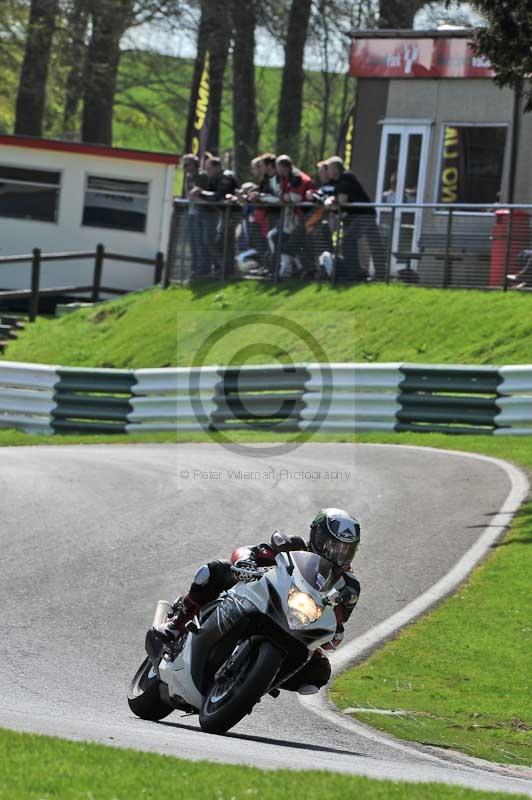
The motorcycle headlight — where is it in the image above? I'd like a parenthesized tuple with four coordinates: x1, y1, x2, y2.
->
(286, 589, 322, 628)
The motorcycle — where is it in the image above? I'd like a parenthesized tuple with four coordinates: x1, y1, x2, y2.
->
(127, 550, 345, 734)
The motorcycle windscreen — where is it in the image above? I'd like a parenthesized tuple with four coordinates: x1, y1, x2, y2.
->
(290, 551, 335, 592)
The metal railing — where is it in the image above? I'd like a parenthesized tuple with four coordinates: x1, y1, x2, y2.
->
(166, 199, 532, 292)
(0, 245, 168, 321)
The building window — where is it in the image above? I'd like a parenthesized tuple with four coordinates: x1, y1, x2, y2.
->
(437, 125, 507, 207)
(82, 176, 149, 232)
(0, 165, 61, 223)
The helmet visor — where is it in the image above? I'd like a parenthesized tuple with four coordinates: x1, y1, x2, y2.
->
(311, 526, 358, 568)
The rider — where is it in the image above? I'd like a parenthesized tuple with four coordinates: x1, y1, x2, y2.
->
(151, 508, 361, 694)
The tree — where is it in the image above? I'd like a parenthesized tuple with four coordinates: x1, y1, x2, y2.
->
(62, 0, 90, 135)
(15, 0, 60, 136)
(276, 0, 312, 160)
(184, 0, 232, 155)
(467, 1, 532, 110)
(82, 0, 135, 144)
(378, 0, 427, 28)
(232, 0, 259, 176)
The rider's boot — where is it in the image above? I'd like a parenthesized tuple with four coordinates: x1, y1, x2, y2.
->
(151, 594, 197, 644)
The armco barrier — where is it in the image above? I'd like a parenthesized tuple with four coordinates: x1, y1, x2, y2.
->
(128, 368, 218, 433)
(397, 364, 501, 435)
(495, 366, 532, 435)
(302, 363, 401, 433)
(2, 360, 532, 435)
(0, 362, 59, 433)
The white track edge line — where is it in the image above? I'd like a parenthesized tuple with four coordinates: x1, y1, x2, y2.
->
(300, 444, 530, 773)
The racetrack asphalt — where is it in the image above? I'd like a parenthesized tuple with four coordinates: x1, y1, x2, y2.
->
(1, 443, 531, 796)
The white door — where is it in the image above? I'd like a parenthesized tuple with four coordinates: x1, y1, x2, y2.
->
(376, 124, 431, 274)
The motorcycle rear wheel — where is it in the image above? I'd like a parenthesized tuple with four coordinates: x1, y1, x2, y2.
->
(199, 639, 283, 734)
(127, 657, 173, 721)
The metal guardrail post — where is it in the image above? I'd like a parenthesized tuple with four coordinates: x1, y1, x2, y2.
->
(91, 243, 105, 302)
(29, 248, 41, 322)
(384, 206, 395, 284)
(442, 209, 454, 288)
(502, 208, 514, 292)
(154, 251, 164, 285)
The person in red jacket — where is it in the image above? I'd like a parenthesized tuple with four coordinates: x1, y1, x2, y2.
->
(152, 508, 361, 695)
(273, 155, 315, 278)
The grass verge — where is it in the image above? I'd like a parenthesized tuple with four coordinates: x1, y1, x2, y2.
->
(327, 434, 532, 768)
(3, 282, 532, 368)
(0, 728, 527, 800)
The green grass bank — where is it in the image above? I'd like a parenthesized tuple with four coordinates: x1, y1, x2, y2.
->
(3, 282, 532, 369)
(0, 728, 527, 800)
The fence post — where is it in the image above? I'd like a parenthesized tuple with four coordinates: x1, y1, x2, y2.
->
(442, 208, 454, 288)
(29, 247, 41, 322)
(154, 251, 164, 285)
(91, 243, 104, 302)
(221, 203, 231, 284)
(273, 206, 284, 284)
(502, 208, 514, 292)
(384, 205, 396, 284)
(332, 208, 342, 285)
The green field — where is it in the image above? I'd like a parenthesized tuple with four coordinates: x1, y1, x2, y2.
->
(4, 282, 532, 368)
(0, 727, 527, 800)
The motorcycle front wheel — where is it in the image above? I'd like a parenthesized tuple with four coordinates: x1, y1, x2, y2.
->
(199, 639, 283, 734)
(127, 657, 173, 721)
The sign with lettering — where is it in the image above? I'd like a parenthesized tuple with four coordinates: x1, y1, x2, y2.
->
(189, 50, 211, 158)
(438, 126, 461, 203)
(349, 38, 494, 79)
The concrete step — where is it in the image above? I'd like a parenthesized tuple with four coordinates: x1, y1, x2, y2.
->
(0, 316, 26, 329)
(0, 324, 19, 340)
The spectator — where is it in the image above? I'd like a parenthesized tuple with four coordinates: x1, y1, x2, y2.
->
(325, 156, 386, 282)
(275, 154, 315, 278)
(305, 161, 335, 276)
(260, 152, 279, 193)
(246, 153, 282, 276)
(191, 156, 239, 275)
(307, 160, 336, 202)
(250, 156, 265, 185)
(182, 153, 209, 277)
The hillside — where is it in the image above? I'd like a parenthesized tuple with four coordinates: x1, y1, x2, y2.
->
(1, 49, 349, 179)
(3, 282, 532, 369)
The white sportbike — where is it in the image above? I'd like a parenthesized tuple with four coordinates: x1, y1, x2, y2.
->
(128, 550, 346, 734)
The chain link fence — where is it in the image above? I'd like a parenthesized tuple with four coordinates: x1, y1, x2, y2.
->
(166, 199, 532, 291)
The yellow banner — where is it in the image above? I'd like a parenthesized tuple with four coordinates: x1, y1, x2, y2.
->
(191, 50, 210, 157)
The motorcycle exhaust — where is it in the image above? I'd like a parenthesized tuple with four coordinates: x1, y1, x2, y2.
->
(152, 600, 173, 627)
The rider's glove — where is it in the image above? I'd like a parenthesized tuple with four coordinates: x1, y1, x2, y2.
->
(151, 620, 182, 644)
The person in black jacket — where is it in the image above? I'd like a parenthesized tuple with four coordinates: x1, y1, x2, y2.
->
(190, 156, 239, 275)
(151, 508, 361, 695)
(325, 156, 386, 282)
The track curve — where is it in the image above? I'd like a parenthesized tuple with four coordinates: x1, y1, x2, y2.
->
(0, 443, 530, 796)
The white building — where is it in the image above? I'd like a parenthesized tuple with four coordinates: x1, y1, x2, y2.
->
(0, 134, 179, 292)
